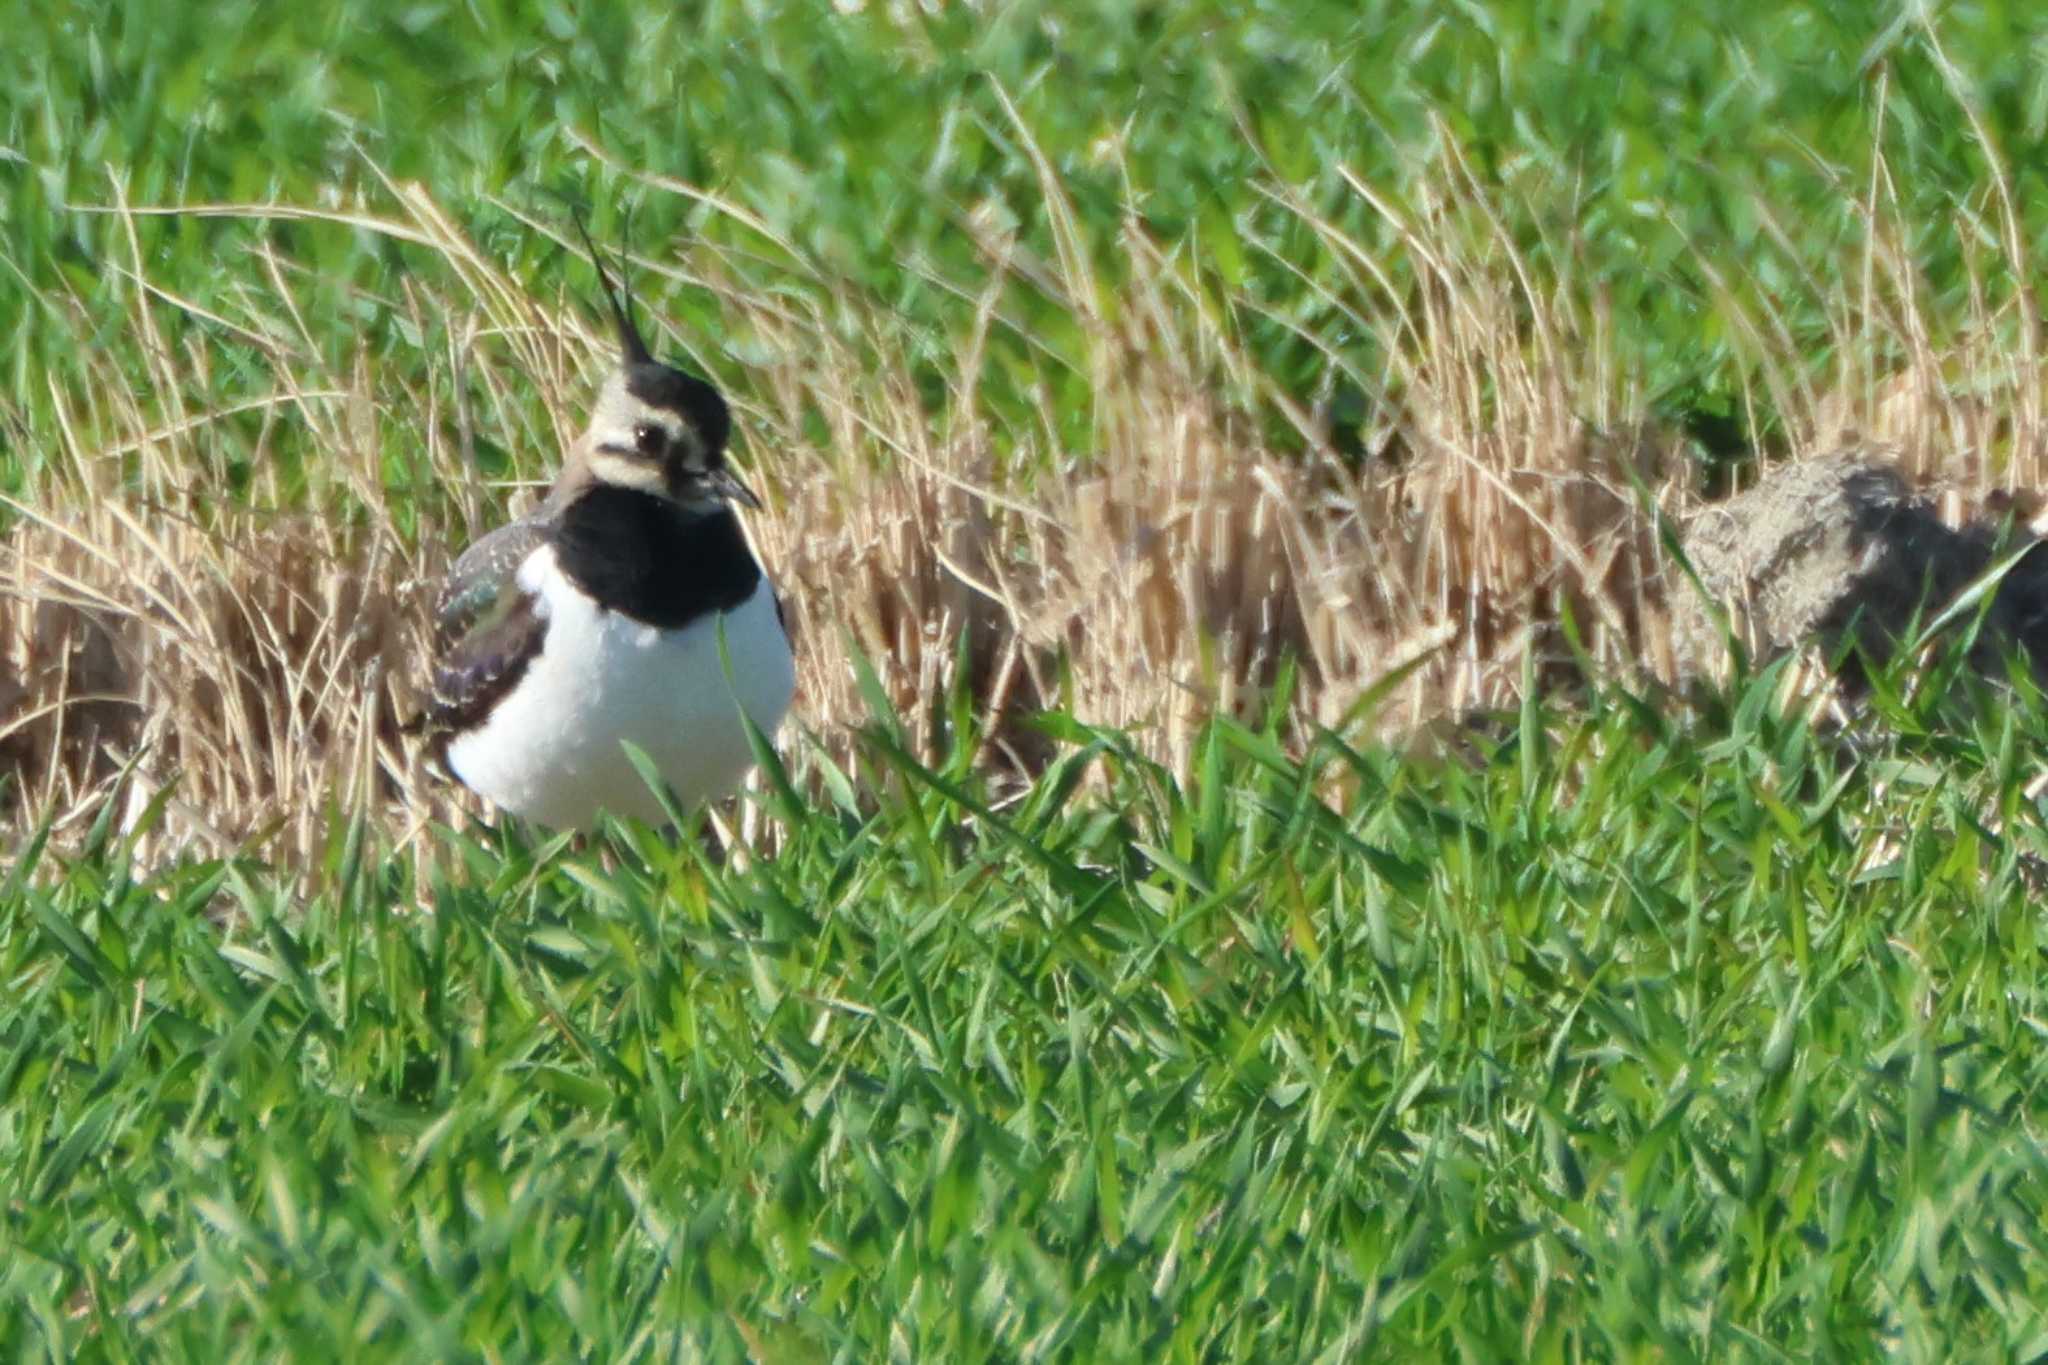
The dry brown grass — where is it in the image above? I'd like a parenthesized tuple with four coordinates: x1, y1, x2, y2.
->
(5, 129, 2044, 869)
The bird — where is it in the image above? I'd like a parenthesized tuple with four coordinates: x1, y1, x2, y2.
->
(413, 223, 795, 831)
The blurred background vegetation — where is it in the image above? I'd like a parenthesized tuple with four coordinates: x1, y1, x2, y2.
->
(8, 0, 2048, 493)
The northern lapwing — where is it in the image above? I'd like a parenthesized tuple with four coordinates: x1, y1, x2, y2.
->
(415, 226, 795, 831)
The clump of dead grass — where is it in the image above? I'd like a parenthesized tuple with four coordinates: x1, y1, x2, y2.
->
(5, 115, 2044, 870)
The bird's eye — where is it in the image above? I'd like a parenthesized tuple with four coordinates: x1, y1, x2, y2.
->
(633, 423, 668, 456)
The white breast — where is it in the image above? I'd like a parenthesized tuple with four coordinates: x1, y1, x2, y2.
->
(446, 544, 796, 830)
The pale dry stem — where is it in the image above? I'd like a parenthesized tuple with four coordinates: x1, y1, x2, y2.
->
(5, 137, 2042, 869)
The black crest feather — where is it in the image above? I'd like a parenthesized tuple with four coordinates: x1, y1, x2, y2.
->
(572, 210, 652, 368)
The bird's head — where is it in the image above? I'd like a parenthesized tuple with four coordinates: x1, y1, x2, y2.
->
(574, 220, 759, 514)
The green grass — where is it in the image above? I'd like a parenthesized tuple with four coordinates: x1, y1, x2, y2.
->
(12, 2, 2048, 1358)
(9, 653, 2048, 1358)
(9, 1, 2048, 479)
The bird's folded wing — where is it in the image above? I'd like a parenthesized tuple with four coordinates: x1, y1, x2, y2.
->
(425, 519, 553, 739)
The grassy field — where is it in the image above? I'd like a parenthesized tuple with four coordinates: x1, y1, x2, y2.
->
(10, 657, 2048, 1358)
(8, 0, 2048, 1357)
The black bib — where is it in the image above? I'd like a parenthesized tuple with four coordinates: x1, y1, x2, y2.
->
(552, 485, 762, 629)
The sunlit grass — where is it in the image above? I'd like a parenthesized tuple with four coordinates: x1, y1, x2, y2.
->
(7, 648, 2048, 1357)
(13, 5, 2048, 851)
(10, 3, 2048, 1359)
(8, 1, 2048, 478)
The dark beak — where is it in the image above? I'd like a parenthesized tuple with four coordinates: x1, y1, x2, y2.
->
(710, 466, 762, 510)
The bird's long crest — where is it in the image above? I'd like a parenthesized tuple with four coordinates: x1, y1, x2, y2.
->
(571, 210, 652, 367)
